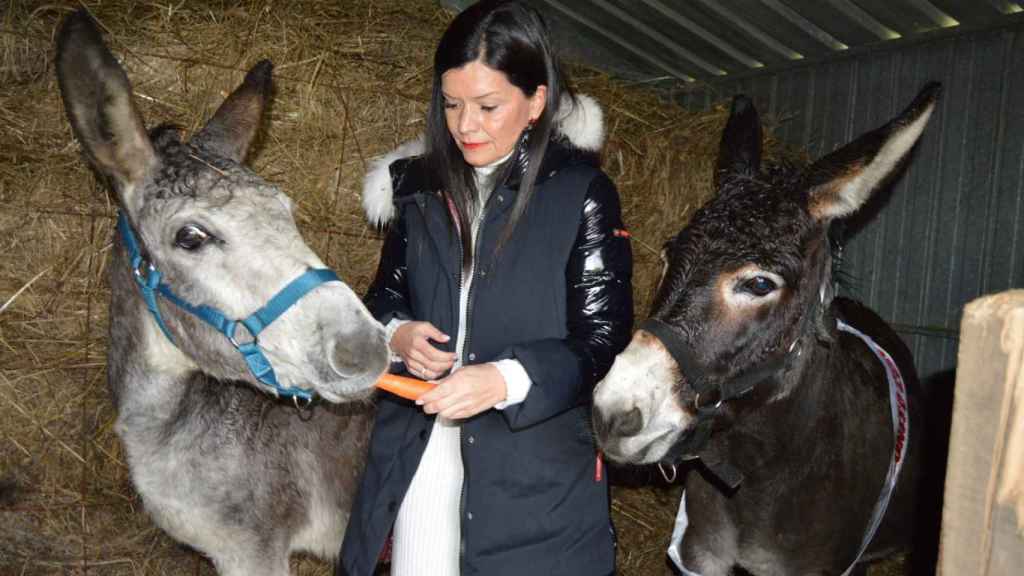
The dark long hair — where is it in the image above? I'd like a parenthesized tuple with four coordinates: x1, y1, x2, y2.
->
(426, 0, 571, 269)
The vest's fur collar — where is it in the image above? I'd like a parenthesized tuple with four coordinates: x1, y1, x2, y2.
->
(362, 93, 605, 226)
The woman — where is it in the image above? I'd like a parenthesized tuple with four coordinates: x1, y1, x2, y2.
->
(338, 1, 632, 575)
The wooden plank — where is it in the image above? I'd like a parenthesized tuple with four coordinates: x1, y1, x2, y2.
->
(939, 290, 1024, 575)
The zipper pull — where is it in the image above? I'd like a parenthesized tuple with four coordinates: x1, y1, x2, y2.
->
(595, 451, 604, 482)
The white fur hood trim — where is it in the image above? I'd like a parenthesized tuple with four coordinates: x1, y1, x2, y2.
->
(362, 93, 605, 226)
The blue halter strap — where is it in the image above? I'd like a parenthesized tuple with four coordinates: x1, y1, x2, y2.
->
(117, 212, 338, 402)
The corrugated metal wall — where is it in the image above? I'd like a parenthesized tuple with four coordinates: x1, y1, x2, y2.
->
(678, 22, 1024, 382)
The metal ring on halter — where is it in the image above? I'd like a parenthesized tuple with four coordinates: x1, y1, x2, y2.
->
(658, 461, 677, 483)
(132, 259, 156, 283)
(228, 323, 258, 350)
(292, 393, 315, 415)
(694, 390, 723, 412)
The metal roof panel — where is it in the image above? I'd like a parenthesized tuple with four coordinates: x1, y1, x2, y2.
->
(462, 0, 1024, 83)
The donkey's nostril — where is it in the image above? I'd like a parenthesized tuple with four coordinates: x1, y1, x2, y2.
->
(615, 407, 644, 436)
(329, 329, 388, 379)
(594, 405, 644, 440)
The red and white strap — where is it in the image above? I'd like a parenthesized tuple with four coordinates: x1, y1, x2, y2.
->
(835, 319, 909, 575)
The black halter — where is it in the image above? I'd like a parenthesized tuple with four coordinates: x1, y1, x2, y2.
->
(640, 316, 805, 489)
(640, 318, 793, 413)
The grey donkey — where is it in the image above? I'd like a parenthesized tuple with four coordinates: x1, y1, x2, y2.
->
(56, 11, 389, 575)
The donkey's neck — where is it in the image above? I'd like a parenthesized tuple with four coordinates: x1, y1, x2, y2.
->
(710, 331, 889, 484)
(106, 246, 199, 426)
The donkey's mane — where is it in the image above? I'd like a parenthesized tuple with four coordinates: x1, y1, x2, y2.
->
(149, 123, 238, 170)
(144, 123, 251, 201)
(149, 123, 185, 146)
(717, 160, 805, 202)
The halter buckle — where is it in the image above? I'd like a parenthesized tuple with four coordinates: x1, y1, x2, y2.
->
(132, 258, 158, 286)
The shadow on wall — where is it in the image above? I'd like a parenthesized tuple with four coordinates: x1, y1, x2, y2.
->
(911, 367, 956, 576)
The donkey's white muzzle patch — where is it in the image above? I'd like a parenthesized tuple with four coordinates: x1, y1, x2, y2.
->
(593, 330, 694, 464)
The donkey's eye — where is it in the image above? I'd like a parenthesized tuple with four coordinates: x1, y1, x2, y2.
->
(174, 225, 211, 251)
(741, 276, 777, 297)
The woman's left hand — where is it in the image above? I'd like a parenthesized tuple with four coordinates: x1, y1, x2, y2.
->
(417, 363, 507, 420)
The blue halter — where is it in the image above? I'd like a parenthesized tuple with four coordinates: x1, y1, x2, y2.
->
(117, 212, 338, 402)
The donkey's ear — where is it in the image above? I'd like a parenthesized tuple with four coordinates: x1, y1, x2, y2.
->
(191, 60, 273, 163)
(56, 10, 156, 205)
(806, 82, 941, 221)
(716, 95, 762, 188)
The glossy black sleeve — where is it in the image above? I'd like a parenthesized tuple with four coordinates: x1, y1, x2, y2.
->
(563, 173, 634, 387)
(501, 172, 634, 430)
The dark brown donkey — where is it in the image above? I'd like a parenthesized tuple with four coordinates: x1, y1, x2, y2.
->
(593, 84, 940, 575)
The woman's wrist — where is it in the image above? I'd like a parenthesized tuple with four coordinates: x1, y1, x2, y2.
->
(384, 318, 410, 363)
(492, 359, 532, 410)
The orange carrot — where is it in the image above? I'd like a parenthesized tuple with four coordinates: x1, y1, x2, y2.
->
(376, 373, 435, 400)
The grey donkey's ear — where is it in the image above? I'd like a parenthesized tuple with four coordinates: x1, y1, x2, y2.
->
(190, 60, 273, 164)
(56, 10, 156, 208)
(716, 94, 762, 189)
(805, 82, 941, 221)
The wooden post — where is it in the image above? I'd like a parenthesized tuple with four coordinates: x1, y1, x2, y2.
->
(939, 290, 1024, 575)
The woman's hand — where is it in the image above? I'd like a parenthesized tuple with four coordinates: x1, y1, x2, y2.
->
(390, 321, 456, 380)
(418, 363, 507, 420)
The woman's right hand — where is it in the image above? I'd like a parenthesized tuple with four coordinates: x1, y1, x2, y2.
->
(390, 321, 456, 380)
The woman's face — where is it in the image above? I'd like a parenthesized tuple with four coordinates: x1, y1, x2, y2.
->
(441, 59, 547, 167)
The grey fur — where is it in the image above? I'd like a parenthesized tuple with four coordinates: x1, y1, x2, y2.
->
(56, 11, 389, 575)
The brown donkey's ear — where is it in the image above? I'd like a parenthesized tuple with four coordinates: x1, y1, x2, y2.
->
(805, 82, 942, 222)
(56, 10, 156, 210)
(715, 94, 763, 189)
(190, 60, 274, 164)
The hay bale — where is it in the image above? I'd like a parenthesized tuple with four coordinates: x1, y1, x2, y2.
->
(0, 1, 798, 574)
